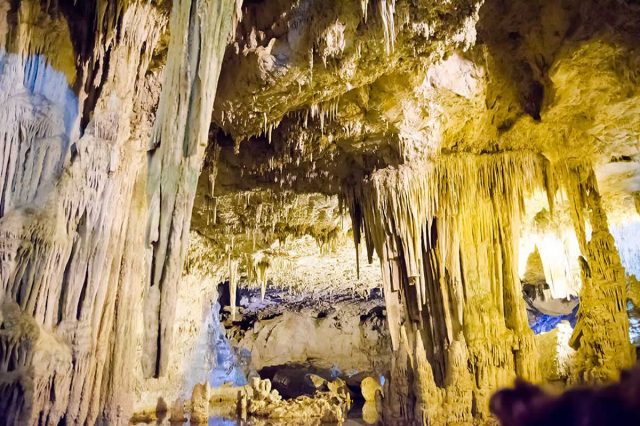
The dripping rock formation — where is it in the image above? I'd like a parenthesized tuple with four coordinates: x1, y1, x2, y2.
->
(1, 0, 640, 424)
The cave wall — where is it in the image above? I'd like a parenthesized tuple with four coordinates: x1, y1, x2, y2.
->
(0, 0, 239, 423)
(228, 289, 390, 374)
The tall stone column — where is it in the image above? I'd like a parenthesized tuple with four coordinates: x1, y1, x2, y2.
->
(565, 165, 635, 383)
(346, 153, 544, 424)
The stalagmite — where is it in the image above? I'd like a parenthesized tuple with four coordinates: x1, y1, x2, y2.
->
(361, 376, 383, 401)
(563, 164, 635, 382)
(240, 377, 350, 422)
(190, 382, 210, 423)
(169, 399, 187, 423)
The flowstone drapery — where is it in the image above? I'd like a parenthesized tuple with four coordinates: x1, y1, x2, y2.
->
(0, 1, 238, 424)
(345, 153, 636, 423)
(344, 153, 545, 422)
(0, 3, 165, 423)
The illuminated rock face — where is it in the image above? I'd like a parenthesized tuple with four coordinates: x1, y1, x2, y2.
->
(226, 286, 390, 375)
(1, 0, 640, 424)
(0, 0, 239, 424)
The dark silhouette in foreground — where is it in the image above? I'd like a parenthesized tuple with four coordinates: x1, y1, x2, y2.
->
(490, 368, 640, 425)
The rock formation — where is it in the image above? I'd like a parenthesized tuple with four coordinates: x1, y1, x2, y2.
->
(0, 0, 639, 424)
(226, 285, 390, 375)
(240, 376, 350, 423)
(0, 0, 240, 423)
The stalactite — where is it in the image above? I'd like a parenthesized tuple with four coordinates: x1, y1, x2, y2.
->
(245, 252, 270, 301)
(519, 223, 582, 299)
(209, 144, 222, 198)
(361, 0, 369, 21)
(358, 0, 396, 53)
(145, 0, 240, 378)
(256, 257, 270, 301)
(378, 0, 396, 54)
(314, 227, 341, 254)
(228, 256, 239, 321)
(345, 152, 545, 421)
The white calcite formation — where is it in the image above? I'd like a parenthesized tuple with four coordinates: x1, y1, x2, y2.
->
(0, 0, 240, 424)
(1, 0, 640, 425)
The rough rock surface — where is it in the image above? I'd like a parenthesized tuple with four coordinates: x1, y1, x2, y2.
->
(0, 0, 239, 423)
(227, 286, 391, 374)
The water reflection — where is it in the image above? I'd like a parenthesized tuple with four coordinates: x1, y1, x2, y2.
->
(132, 398, 379, 425)
(203, 398, 375, 426)
(133, 403, 377, 426)
(206, 417, 369, 426)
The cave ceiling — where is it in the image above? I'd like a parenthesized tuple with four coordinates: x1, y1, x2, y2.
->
(193, 0, 640, 272)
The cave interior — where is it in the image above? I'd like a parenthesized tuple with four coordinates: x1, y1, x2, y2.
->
(0, 0, 640, 425)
